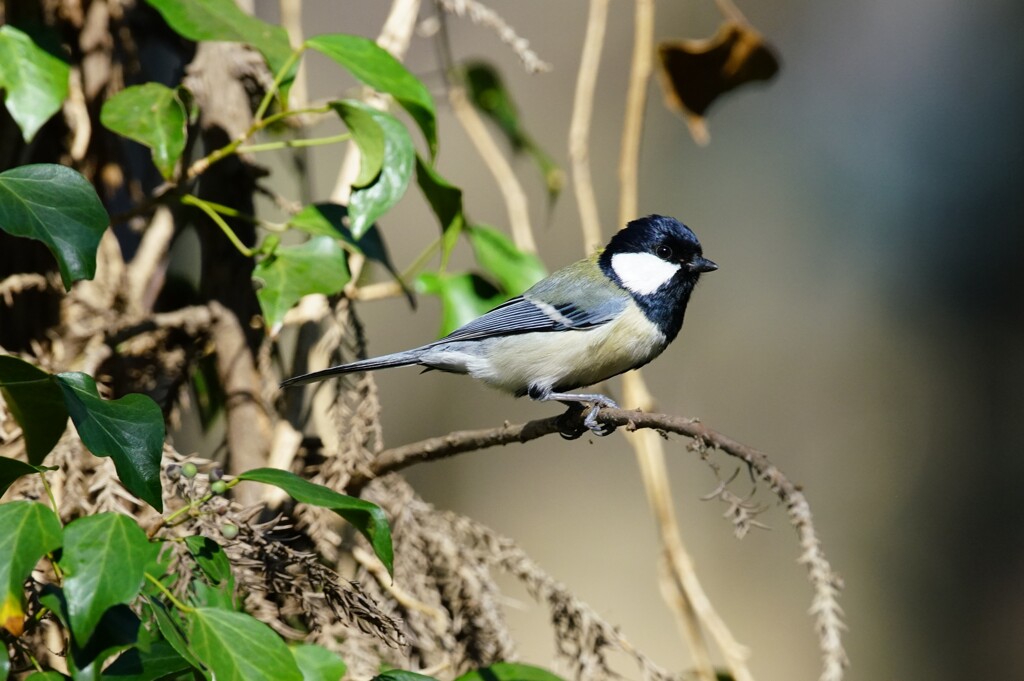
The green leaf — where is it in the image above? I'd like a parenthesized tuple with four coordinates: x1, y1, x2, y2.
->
(60, 513, 159, 643)
(467, 225, 546, 295)
(416, 272, 503, 337)
(455, 663, 568, 681)
(330, 101, 385, 188)
(374, 672, 440, 681)
(0, 456, 54, 499)
(1, 643, 8, 681)
(306, 34, 436, 155)
(238, 468, 393, 575)
(25, 673, 68, 681)
(0, 25, 69, 142)
(143, 596, 208, 677)
(67, 604, 141, 675)
(463, 62, 563, 201)
(55, 372, 165, 511)
(291, 644, 347, 681)
(184, 536, 232, 586)
(253, 236, 350, 332)
(101, 84, 187, 180)
(0, 355, 68, 465)
(0, 164, 109, 290)
(343, 105, 414, 239)
(0, 502, 62, 637)
(288, 203, 405, 293)
(144, 0, 294, 88)
(102, 639, 192, 681)
(187, 607, 303, 681)
(415, 155, 464, 264)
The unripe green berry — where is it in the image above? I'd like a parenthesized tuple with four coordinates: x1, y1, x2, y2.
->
(220, 523, 239, 540)
(181, 462, 198, 479)
(210, 480, 228, 495)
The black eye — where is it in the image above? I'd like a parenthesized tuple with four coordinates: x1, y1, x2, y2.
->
(655, 244, 673, 261)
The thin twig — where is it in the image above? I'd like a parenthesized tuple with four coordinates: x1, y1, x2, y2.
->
(347, 407, 845, 681)
(569, 0, 610, 253)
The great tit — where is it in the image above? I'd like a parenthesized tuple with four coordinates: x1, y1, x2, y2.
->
(281, 215, 716, 436)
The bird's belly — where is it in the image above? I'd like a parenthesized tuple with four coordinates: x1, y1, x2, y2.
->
(474, 304, 667, 394)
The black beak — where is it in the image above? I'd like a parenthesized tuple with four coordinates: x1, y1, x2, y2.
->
(688, 256, 718, 273)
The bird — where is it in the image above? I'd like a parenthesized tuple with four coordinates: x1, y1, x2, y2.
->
(281, 215, 717, 437)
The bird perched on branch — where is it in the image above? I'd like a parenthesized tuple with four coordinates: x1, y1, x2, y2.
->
(282, 215, 716, 437)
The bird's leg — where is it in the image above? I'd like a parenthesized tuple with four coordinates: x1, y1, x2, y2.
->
(530, 386, 618, 436)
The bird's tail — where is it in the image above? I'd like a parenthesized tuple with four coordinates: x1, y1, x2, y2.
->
(280, 349, 423, 388)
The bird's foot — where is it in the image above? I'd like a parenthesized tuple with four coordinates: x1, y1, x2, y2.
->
(557, 404, 588, 440)
(583, 403, 617, 436)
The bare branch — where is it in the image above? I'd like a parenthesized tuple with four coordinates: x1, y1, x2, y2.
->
(347, 407, 847, 680)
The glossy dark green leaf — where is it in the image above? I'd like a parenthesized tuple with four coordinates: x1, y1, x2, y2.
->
(455, 663, 567, 681)
(0, 355, 67, 465)
(24, 673, 68, 681)
(184, 536, 232, 586)
(374, 671, 440, 681)
(144, 596, 208, 677)
(55, 372, 165, 511)
(288, 203, 405, 292)
(344, 105, 414, 239)
(291, 644, 347, 681)
(253, 236, 350, 332)
(0, 502, 62, 637)
(187, 607, 303, 681)
(67, 604, 141, 674)
(144, 0, 294, 87)
(102, 639, 192, 681)
(1, 643, 8, 680)
(330, 101, 385, 188)
(415, 155, 464, 263)
(416, 272, 503, 337)
(238, 468, 393, 575)
(101, 83, 187, 180)
(463, 61, 563, 200)
(0, 25, 69, 142)
(467, 224, 546, 295)
(306, 34, 436, 155)
(0, 164, 109, 290)
(0, 456, 54, 499)
(60, 513, 159, 643)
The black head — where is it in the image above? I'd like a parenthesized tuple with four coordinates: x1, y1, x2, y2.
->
(598, 215, 717, 340)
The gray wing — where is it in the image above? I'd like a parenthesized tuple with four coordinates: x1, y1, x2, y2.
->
(435, 295, 624, 344)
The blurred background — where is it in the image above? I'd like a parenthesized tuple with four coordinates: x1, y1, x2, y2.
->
(265, 1, 1024, 679)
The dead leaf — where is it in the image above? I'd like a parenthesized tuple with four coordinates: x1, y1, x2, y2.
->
(657, 22, 781, 144)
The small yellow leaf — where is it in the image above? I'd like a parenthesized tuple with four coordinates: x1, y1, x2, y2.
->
(1, 591, 24, 636)
(657, 21, 780, 144)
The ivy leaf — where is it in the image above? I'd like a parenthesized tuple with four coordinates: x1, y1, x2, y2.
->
(291, 644, 347, 681)
(0, 25, 69, 142)
(455, 663, 568, 681)
(67, 604, 141, 673)
(0, 457, 55, 499)
(416, 272, 503, 338)
(0, 164, 109, 290)
(467, 224, 546, 295)
(463, 62, 563, 201)
(288, 203, 407, 300)
(238, 468, 393, 576)
(253, 236, 350, 333)
(345, 106, 414, 239)
(100, 83, 187, 180)
(185, 536, 232, 586)
(56, 372, 165, 511)
(374, 672, 440, 681)
(0, 502, 62, 637)
(0, 355, 68, 465)
(144, 0, 294, 94)
(60, 513, 159, 644)
(187, 607, 303, 681)
(330, 101, 385, 188)
(143, 596, 208, 677)
(415, 155, 464, 264)
(657, 22, 780, 144)
(102, 639, 192, 681)
(306, 34, 437, 156)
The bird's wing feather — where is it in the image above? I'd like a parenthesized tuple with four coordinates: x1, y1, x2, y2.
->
(435, 294, 626, 343)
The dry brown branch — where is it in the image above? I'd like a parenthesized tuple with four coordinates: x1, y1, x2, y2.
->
(347, 407, 846, 680)
(435, 0, 551, 73)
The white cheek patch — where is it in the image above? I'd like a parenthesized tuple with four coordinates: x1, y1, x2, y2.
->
(610, 252, 680, 295)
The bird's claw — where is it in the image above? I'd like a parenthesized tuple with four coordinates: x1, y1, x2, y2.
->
(583, 404, 616, 437)
(557, 404, 587, 440)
